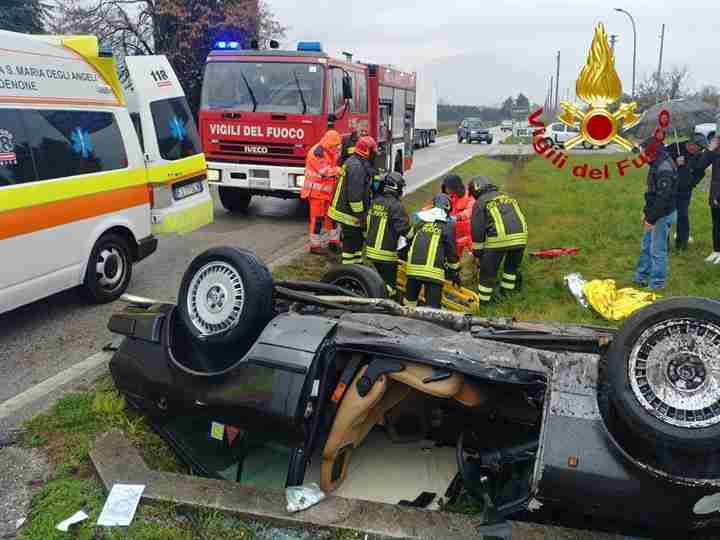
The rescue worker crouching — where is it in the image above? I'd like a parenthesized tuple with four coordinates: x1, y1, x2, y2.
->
(302, 130, 342, 254)
(441, 173, 475, 256)
(468, 176, 528, 304)
(364, 172, 411, 300)
(328, 136, 378, 265)
(404, 193, 460, 309)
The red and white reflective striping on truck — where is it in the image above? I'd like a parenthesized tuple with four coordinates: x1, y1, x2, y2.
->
(199, 40, 416, 212)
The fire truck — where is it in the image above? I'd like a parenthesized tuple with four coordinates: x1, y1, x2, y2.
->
(199, 41, 417, 212)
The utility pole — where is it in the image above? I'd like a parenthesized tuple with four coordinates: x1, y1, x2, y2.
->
(554, 51, 560, 110)
(614, 8, 637, 99)
(656, 23, 666, 101)
(548, 76, 554, 111)
(610, 34, 618, 51)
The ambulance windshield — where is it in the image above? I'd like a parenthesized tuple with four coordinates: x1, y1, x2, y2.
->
(201, 62, 324, 115)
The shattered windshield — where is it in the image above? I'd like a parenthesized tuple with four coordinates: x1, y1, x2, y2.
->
(201, 62, 324, 115)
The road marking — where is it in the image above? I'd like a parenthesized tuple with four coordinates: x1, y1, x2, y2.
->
(0, 351, 113, 421)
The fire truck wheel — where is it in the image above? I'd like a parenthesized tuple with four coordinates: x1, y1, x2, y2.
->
(320, 264, 388, 299)
(178, 246, 273, 346)
(608, 297, 720, 453)
(218, 186, 252, 213)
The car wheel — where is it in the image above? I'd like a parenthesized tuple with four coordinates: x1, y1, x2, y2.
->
(218, 186, 251, 213)
(582, 141, 593, 150)
(81, 233, 133, 304)
(320, 264, 388, 299)
(608, 297, 720, 453)
(178, 246, 274, 346)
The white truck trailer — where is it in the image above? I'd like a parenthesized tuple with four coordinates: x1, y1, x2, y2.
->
(413, 72, 438, 148)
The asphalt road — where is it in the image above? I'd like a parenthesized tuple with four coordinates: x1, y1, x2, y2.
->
(0, 129, 507, 407)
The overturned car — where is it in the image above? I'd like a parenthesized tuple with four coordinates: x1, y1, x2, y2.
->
(108, 247, 720, 537)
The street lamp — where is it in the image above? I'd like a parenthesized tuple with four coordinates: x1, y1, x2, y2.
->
(614, 8, 637, 99)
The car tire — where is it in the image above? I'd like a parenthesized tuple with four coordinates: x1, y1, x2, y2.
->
(320, 264, 388, 299)
(218, 186, 251, 213)
(581, 141, 593, 150)
(608, 297, 720, 454)
(81, 233, 133, 304)
(178, 246, 274, 346)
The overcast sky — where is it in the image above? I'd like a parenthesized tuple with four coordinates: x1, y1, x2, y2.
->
(267, 0, 720, 106)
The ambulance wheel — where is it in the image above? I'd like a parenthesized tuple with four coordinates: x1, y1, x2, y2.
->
(608, 297, 720, 453)
(320, 264, 388, 299)
(81, 233, 133, 304)
(218, 187, 251, 213)
(178, 246, 273, 346)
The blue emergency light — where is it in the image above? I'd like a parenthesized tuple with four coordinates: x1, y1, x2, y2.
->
(297, 41, 323, 52)
(214, 41, 240, 50)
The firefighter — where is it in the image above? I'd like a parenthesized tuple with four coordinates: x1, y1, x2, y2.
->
(441, 174, 475, 255)
(365, 172, 410, 299)
(328, 136, 378, 264)
(468, 176, 528, 304)
(404, 193, 460, 309)
(302, 130, 342, 254)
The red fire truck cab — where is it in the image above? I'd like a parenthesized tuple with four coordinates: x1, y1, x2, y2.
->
(199, 41, 416, 211)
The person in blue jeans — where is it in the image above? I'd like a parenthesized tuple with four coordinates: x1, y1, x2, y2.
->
(635, 139, 679, 290)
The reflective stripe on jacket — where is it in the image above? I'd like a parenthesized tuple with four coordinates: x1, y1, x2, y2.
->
(471, 192, 528, 251)
(365, 193, 411, 262)
(406, 219, 459, 283)
(302, 143, 339, 200)
(328, 154, 374, 227)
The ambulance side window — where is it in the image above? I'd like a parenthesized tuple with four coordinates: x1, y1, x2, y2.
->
(0, 109, 37, 187)
(22, 110, 128, 181)
(150, 97, 201, 161)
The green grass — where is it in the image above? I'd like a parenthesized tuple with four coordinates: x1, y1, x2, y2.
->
(437, 120, 457, 136)
(500, 135, 532, 145)
(273, 152, 717, 326)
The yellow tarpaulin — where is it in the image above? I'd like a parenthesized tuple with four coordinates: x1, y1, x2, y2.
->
(582, 279, 660, 321)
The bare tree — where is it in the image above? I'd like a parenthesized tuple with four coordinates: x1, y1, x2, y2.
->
(635, 65, 691, 109)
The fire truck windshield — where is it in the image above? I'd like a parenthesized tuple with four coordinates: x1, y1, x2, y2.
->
(201, 62, 324, 115)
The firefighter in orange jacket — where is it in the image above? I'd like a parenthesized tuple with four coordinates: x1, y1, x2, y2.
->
(302, 130, 342, 253)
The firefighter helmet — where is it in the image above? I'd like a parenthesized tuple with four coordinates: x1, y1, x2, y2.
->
(432, 193, 452, 213)
(441, 174, 465, 197)
(468, 176, 498, 199)
(355, 136, 378, 159)
(382, 172, 405, 197)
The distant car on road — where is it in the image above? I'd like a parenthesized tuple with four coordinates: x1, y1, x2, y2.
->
(543, 122, 592, 148)
(501, 120, 513, 132)
(458, 118, 493, 144)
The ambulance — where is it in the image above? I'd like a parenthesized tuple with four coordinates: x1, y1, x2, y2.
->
(0, 31, 213, 314)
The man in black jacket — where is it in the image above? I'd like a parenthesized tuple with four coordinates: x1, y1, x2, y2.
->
(328, 136, 378, 264)
(697, 135, 720, 263)
(666, 134, 707, 250)
(404, 194, 460, 309)
(634, 139, 679, 290)
(365, 172, 411, 299)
